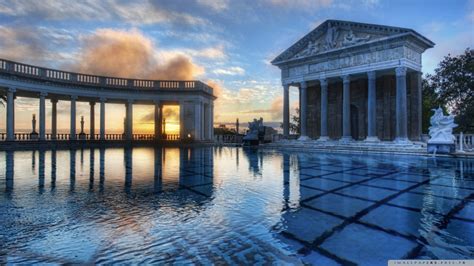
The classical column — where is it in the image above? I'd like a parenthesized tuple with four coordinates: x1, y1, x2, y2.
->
(283, 84, 290, 137)
(209, 103, 214, 140)
(6, 88, 15, 141)
(365, 71, 379, 142)
(154, 101, 162, 140)
(395, 67, 409, 143)
(51, 99, 58, 140)
(298, 81, 310, 141)
(194, 101, 202, 140)
(126, 100, 133, 140)
(415, 71, 422, 140)
(39, 92, 47, 141)
(100, 98, 106, 140)
(318, 79, 329, 141)
(89, 102, 95, 140)
(341, 75, 352, 142)
(179, 102, 185, 140)
(70, 96, 77, 140)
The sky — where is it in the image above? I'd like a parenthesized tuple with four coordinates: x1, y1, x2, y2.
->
(0, 0, 472, 133)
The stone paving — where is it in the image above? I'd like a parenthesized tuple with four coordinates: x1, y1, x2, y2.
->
(278, 154, 474, 264)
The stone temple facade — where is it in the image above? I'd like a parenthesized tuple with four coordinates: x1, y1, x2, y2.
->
(272, 20, 434, 142)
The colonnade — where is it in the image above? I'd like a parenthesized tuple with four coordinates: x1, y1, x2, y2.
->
(3, 90, 213, 141)
(282, 67, 421, 143)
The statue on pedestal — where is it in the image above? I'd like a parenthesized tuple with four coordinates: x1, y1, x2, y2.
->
(79, 116, 86, 140)
(243, 117, 277, 146)
(30, 114, 38, 140)
(427, 107, 457, 154)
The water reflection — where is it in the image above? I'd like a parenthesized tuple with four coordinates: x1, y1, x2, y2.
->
(1, 147, 473, 264)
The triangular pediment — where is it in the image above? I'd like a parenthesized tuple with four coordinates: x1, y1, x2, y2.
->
(271, 20, 431, 65)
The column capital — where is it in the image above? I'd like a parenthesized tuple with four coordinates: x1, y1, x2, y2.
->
(71, 95, 78, 101)
(99, 97, 107, 102)
(283, 84, 290, 90)
(50, 98, 58, 103)
(89, 101, 96, 106)
(300, 81, 307, 89)
(153, 99, 161, 105)
(342, 75, 350, 84)
(127, 99, 134, 104)
(39, 92, 48, 97)
(320, 79, 328, 87)
(367, 71, 376, 80)
(8, 87, 16, 93)
(395, 67, 407, 77)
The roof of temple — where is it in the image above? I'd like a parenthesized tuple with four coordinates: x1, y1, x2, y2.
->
(271, 19, 435, 66)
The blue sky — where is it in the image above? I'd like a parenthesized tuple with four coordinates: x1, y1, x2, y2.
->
(0, 0, 472, 132)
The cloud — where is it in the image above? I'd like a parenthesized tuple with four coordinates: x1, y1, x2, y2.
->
(0, 0, 208, 26)
(264, 0, 333, 9)
(196, 0, 229, 11)
(239, 96, 283, 120)
(213, 66, 245, 76)
(69, 28, 204, 80)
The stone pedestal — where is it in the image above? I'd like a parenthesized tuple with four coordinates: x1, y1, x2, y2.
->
(427, 143, 455, 154)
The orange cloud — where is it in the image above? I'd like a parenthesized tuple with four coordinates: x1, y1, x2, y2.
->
(71, 28, 204, 80)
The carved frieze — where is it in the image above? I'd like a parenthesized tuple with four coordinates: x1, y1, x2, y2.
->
(289, 46, 420, 78)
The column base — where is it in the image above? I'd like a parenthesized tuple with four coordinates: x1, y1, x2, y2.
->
(298, 135, 311, 141)
(317, 136, 330, 141)
(364, 136, 380, 142)
(394, 137, 411, 144)
(339, 136, 353, 143)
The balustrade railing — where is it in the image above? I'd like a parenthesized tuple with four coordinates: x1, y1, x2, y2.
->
(0, 133, 181, 141)
(455, 133, 474, 152)
(214, 134, 243, 144)
(0, 58, 214, 95)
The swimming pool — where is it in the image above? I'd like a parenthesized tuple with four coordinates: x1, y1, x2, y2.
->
(1, 147, 473, 264)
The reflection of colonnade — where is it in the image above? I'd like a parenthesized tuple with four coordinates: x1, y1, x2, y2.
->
(0, 58, 215, 142)
(3, 148, 215, 196)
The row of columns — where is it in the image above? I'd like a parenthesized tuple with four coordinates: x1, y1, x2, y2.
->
(4, 92, 169, 141)
(282, 67, 414, 142)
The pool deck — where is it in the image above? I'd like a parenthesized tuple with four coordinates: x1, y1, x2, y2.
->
(263, 140, 474, 158)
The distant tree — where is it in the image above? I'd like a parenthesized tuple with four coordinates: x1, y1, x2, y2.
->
(214, 126, 236, 135)
(280, 107, 300, 134)
(422, 79, 446, 133)
(290, 107, 300, 134)
(424, 48, 474, 132)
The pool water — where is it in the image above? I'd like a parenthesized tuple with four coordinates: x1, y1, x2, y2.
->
(0, 147, 473, 264)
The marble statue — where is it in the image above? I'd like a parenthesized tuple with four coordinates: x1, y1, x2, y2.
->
(428, 107, 457, 143)
(342, 29, 371, 46)
(243, 117, 275, 145)
(427, 107, 457, 154)
(30, 114, 38, 139)
(324, 22, 339, 50)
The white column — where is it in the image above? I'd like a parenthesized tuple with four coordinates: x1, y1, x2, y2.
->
(154, 101, 162, 140)
(395, 67, 409, 143)
(283, 84, 290, 137)
(341, 75, 352, 142)
(209, 103, 214, 141)
(6, 88, 15, 141)
(90, 102, 95, 140)
(70, 95, 77, 140)
(126, 100, 133, 140)
(39, 92, 47, 140)
(194, 101, 202, 140)
(365, 71, 379, 142)
(319, 79, 329, 141)
(298, 81, 310, 141)
(51, 99, 58, 140)
(100, 97, 106, 140)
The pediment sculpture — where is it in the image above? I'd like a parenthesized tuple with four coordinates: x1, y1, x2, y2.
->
(342, 29, 371, 46)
